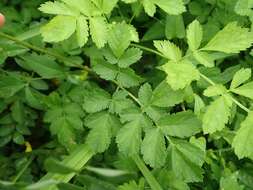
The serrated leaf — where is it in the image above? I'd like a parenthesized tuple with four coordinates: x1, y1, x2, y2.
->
(85, 111, 121, 153)
(116, 120, 142, 156)
(83, 85, 111, 113)
(234, 0, 253, 16)
(39, 1, 78, 16)
(89, 16, 108, 48)
(141, 128, 166, 168)
(230, 68, 251, 89)
(202, 96, 232, 134)
(158, 111, 202, 138)
(168, 139, 205, 182)
(232, 112, 253, 160)
(193, 51, 214, 67)
(0, 75, 25, 98)
(187, 20, 203, 50)
(162, 60, 200, 90)
(154, 40, 182, 62)
(117, 68, 143, 88)
(151, 81, 185, 107)
(138, 83, 153, 106)
(153, 0, 186, 15)
(231, 81, 253, 100)
(76, 15, 89, 47)
(220, 172, 244, 190)
(202, 22, 253, 53)
(118, 48, 142, 68)
(108, 23, 132, 57)
(143, 0, 156, 16)
(41, 15, 77, 42)
(165, 15, 185, 40)
(90, 0, 118, 14)
(19, 54, 65, 79)
(92, 60, 118, 80)
(118, 181, 141, 190)
(203, 84, 227, 97)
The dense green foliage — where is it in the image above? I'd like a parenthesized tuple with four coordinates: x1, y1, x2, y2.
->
(1, 0, 253, 189)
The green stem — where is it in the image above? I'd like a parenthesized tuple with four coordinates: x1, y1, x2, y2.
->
(40, 144, 94, 190)
(12, 155, 34, 183)
(130, 43, 166, 58)
(132, 155, 163, 190)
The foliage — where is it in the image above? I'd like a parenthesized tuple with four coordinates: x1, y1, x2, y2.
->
(0, 0, 253, 189)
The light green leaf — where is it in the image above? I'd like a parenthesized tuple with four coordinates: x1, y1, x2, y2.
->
(143, 0, 156, 17)
(230, 68, 251, 89)
(158, 111, 202, 138)
(168, 139, 204, 182)
(92, 60, 118, 80)
(232, 112, 253, 160)
(202, 22, 253, 53)
(234, 0, 253, 16)
(61, 0, 98, 16)
(138, 83, 153, 106)
(76, 15, 89, 47)
(108, 23, 132, 57)
(153, 0, 186, 15)
(89, 16, 108, 48)
(162, 60, 200, 90)
(202, 96, 232, 134)
(165, 15, 185, 40)
(203, 84, 227, 97)
(39, 1, 78, 16)
(118, 181, 141, 190)
(141, 128, 166, 168)
(187, 20, 203, 50)
(117, 68, 143, 88)
(154, 40, 182, 62)
(193, 51, 214, 67)
(41, 15, 77, 42)
(90, 0, 118, 14)
(231, 81, 253, 100)
(220, 172, 244, 190)
(85, 111, 121, 153)
(118, 48, 142, 68)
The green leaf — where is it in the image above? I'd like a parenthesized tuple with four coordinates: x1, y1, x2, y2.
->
(151, 81, 185, 107)
(83, 85, 111, 113)
(153, 0, 186, 15)
(76, 15, 89, 47)
(90, 0, 118, 14)
(231, 81, 253, 100)
(92, 60, 118, 80)
(154, 40, 182, 62)
(118, 181, 141, 190)
(41, 15, 77, 42)
(138, 83, 153, 106)
(108, 23, 132, 57)
(61, 0, 98, 16)
(116, 120, 142, 156)
(44, 102, 84, 146)
(85, 111, 121, 153)
(117, 68, 143, 88)
(202, 22, 253, 53)
(165, 15, 185, 40)
(89, 17, 108, 48)
(187, 20, 203, 50)
(220, 172, 244, 190)
(162, 60, 200, 90)
(202, 96, 232, 134)
(193, 51, 215, 67)
(158, 111, 202, 138)
(230, 68, 251, 89)
(168, 139, 205, 182)
(44, 158, 77, 174)
(203, 84, 227, 97)
(19, 54, 65, 79)
(141, 128, 166, 168)
(0, 75, 25, 98)
(118, 48, 142, 68)
(234, 0, 253, 16)
(232, 112, 253, 160)
(39, 1, 78, 16)
(142, 0, 156, 17)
